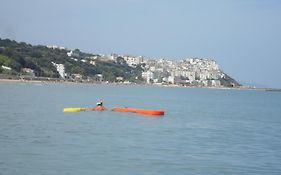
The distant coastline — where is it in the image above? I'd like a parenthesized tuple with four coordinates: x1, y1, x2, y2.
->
(1, 78, 280, 92)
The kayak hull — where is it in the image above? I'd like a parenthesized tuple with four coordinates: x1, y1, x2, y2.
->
(112, 107, 164, 116)
(63, 108, 87, 112)
(63, 106, 105, 112)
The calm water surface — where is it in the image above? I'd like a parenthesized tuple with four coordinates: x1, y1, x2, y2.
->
(0, 83, 281, 175)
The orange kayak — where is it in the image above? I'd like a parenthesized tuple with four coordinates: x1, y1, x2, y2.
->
(112, 107, 164, 116)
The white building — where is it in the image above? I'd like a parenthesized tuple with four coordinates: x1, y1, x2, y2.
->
(142, 71, 154, 84)
(67, 50, 80, 57)
(1, 65, 11, 70)
(52, 62, 66, 78)
(22, 68, 35, 77)
(90, 60, 96, 65)
(211, 80, 221, 87)
(168, 76, 175, 84)
(67, 50, 73, 57)
(123, 55, 143, 67)
(47, 45, 66, 50)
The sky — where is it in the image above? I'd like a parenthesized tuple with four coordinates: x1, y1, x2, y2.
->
(0, 0, 281, 88)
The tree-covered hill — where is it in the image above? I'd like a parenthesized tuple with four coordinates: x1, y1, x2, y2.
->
(0, 38, 143, 82)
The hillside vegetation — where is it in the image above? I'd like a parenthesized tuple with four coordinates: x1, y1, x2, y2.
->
(0, 38, 143, 82)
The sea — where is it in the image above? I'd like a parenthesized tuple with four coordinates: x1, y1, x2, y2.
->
(0, 82, 281, 175)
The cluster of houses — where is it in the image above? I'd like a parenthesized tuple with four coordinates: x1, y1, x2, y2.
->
(15, 45, 227, 86)
(49, 46, 227, 86)
(140, 58, 225, 86)
(79, 53, 226, 87)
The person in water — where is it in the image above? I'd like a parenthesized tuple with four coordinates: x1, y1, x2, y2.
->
(96, 101, 103, 107)
(94, 101, 106, 110)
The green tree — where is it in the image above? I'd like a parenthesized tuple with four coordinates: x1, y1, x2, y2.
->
(0, 54, 11, 66)
(116, 56, 127, 65)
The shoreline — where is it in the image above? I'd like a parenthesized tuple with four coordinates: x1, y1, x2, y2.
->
(1, 78, 280, 92)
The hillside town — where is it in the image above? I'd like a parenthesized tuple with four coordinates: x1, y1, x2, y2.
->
(51, 47, 239, 87)
(0, 39, 240, 87)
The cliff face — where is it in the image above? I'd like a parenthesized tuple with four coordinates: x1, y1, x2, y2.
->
(0, 38, 240, 87)
(219, 73, 241, 87)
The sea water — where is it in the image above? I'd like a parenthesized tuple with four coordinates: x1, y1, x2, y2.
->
(0, 83, 281, 175)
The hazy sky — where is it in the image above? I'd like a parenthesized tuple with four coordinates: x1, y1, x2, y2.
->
(1, 0, 281, 88)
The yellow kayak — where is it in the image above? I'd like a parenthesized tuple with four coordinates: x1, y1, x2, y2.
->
(63, 108, 87, 112)
(63, 106, 106, 112)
